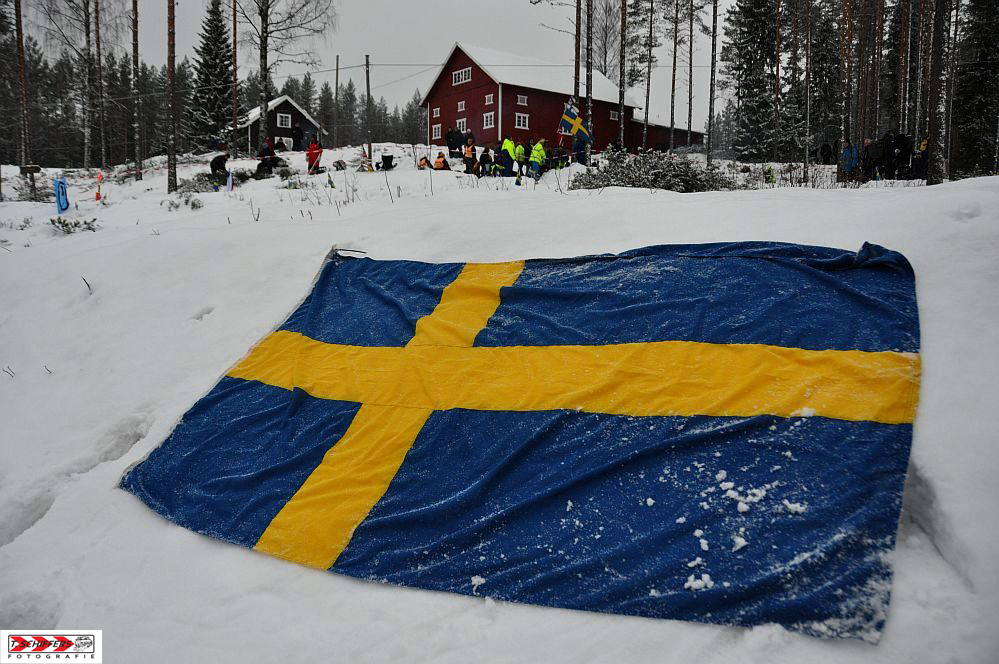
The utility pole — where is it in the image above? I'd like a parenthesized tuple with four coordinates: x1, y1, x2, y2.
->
(365, 54, 373, 165)
(95, 0, 108, 169)
(642, 0, 654, 149)
(132, 0, 142, 180)
(574, 0, 582, 100)
(707, 0, 718, 165)
(619, 0, 626, 148)
(333, 55, 340, 147)
(167, 0, 177, 193)
(14, 0, 33, 197)
(232, 0, 238, 153)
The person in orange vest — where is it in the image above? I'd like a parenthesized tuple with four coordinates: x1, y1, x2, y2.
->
(433, 151, 451, 170)
(305, 137, 323, 174)
(463, 137, 477, 174)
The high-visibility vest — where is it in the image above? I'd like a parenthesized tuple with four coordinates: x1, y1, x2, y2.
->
(464, 144, 476, 158)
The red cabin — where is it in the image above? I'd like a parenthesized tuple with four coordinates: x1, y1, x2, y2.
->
(420, 43, 703, 152)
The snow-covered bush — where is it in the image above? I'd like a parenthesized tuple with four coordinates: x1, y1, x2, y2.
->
(569, 148, 738, 193)
(177, 173, 218, 193)
(14, 173, 55, 202)
(50, 216, 98, 234)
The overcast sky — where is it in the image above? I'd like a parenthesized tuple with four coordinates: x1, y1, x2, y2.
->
(133, 0, 733, 131)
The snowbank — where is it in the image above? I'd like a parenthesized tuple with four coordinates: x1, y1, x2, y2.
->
(0, 149, 997, 662)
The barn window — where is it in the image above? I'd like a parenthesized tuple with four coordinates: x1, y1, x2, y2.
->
(609, 110, 619, 120)
(432, 124, 442, 140)
(456, 117, 467, 132)
(452, 67, 472, 85)
(277, 113, 291, 128)
(485, 93, 494, 105)
(517, 94, 527, 106)
(457, 100, 465, 112)
(483, 111, 495, 129)
(515, 112, 529, 130)
(432, 107, 440, 118)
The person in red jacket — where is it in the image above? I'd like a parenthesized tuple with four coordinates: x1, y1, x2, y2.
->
(306, 137, 323, 174)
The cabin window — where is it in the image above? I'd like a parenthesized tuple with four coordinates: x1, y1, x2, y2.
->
(277, 113, 291, 128)
(456, 118, 467, 132)
(457, 100, 465, 112)
(483, 111, 495, 129)
(452, 67, 472, 85)
(609, 110, 619, 121)
(485, 93, 494, 105)
(432, 124, 442, 140)
(432, 107, 440, 118)
(515, 112, 529, 130)
(517, 94, 528, 106)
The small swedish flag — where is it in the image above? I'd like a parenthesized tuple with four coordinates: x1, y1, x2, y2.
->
(559, 97, 592, 144)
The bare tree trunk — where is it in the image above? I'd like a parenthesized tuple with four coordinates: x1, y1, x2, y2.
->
(642, 0, 654, 149)
(14, 0, 29, 168)
(670, 0, 678, 151)
(232, 0, 238, 154)
(132, 0, 142, 179)
(873, 0, 885, 133)
(258, 2, 269, 151)
(707, 0, 718, 164)
(575, 0, 582, 100)
(844, 0, 854, 145)
(587, 0, 594, 162)
(619, 0, 626, 147)
(898, 0, 911, 132)
(167, 0, 177, 192)
(83, 1, 93, 169)
(944, 0, 961, 166)
(773, 0, 781, 160)
(926, 0, 949, 184)
(687, 0, 693, 147)
(95, 0, 108, 169)
(804, 0, 811, 182)
(911, 0, 925, 136)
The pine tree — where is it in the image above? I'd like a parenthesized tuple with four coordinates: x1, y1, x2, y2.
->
(951, 0, 998, 175)
(299, 72, 317, 116)
(337, 79, 358, 146)
(280, 75, 302, 101)
(191, 0, 235, 150)
(722, 0, 779, 161)
(317, 81, 335, 142)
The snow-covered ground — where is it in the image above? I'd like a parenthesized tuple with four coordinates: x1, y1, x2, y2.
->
(1, 147, 997, 662)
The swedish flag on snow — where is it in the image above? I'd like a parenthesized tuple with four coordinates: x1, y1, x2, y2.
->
(121, 242, 920, 641)
(559, 97, 591, 143)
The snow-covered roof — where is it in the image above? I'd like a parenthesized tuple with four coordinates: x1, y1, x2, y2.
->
(237, 95, 328, 135)
(421, 42, 642, 108)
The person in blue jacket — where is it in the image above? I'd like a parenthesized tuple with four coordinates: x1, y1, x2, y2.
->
(841, 140, 859, 179)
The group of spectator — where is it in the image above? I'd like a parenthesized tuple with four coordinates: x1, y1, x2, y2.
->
(831, 131, 929, 182)
(433, 126, 553, 181)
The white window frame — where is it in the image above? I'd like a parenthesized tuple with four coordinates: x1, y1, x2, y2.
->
(456, 117, 467, 132)
(457, 100, 465, 112)
(485, 93, 494, 105)
(517, 94, 528, 106)
(452, 67, 472, 86)
(432, 123, 442, 140)
(483, 111, 495, 129)
(609, 110, 619, 121)
(432, 107, 440, 118)
(277, 113, 292, 129)
(514, 112, 529, 130)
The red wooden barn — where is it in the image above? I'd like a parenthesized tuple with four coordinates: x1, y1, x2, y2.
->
(420, 43, 703, 152)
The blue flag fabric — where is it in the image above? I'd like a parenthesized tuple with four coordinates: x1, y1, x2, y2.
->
(559, 97, 592, 143)
(121, 242, 920, 642)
